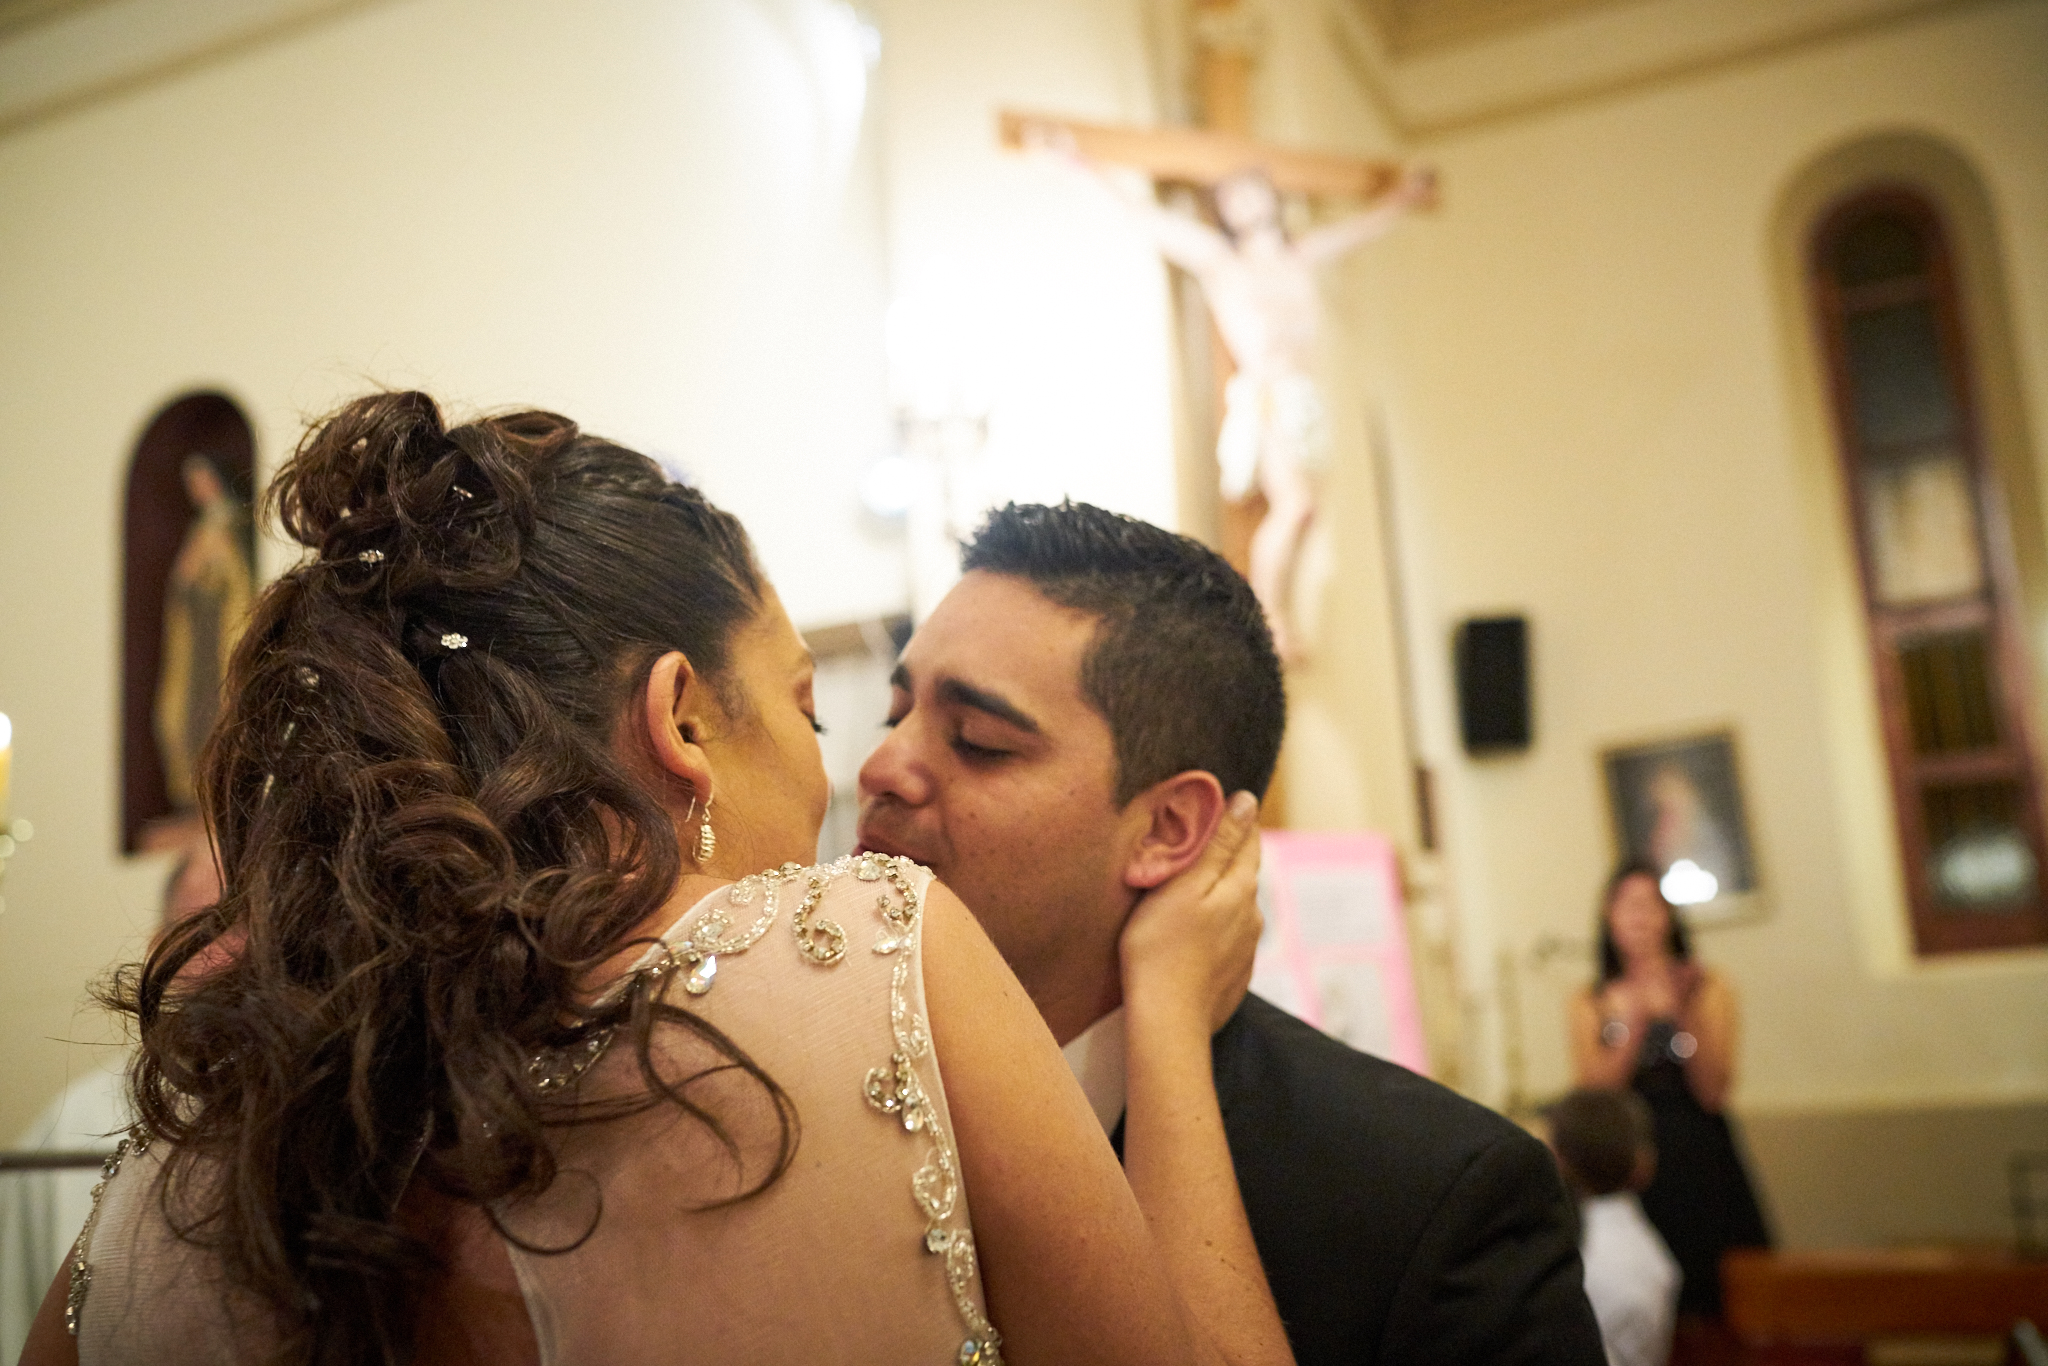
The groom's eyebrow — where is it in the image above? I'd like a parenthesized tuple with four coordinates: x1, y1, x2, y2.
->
(891, 662, 1041, 734)
(942, 679, 1041, 733)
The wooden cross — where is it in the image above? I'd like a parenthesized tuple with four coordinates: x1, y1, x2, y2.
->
(998, 4, 1425, 828)
(996, 110, 1403, 203)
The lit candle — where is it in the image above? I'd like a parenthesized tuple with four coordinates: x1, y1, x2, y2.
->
(0, 711, 11, 823)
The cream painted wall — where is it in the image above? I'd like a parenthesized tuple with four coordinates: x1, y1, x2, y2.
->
(1352, 0, 2048, 1113)
(870, 0, 1180, 532)
(5, 0, 2039, 1171)
(0, 0, 908, 1138)
(0, 0, 1192, 1139)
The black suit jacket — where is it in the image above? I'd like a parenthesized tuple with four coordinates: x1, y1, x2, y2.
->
(1129, 994, 1606, 1366)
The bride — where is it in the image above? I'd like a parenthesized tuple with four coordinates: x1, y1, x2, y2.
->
(21, 392, 1293, 1366)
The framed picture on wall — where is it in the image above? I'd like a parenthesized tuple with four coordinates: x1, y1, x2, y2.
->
(1600, 727, 1764, 926)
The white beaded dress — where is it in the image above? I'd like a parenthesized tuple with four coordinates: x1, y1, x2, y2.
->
(69, 855, 1001, 1365)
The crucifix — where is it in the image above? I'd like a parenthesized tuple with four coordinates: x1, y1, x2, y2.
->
(998, 59, 1432, 663)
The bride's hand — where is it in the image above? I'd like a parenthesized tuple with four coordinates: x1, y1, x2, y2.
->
(1120, 791, 1264, 1034)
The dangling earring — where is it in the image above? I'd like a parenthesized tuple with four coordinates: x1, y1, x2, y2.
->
(695, 793, 717, 864)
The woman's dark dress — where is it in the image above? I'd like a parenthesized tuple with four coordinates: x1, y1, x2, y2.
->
(1632, 1018, 1770, 1315)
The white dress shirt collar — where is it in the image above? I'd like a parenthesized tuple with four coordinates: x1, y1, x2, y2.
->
(1059, 1006, 1127, 1135)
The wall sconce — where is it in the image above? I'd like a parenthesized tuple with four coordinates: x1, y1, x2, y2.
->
(884, 286, 996, 620)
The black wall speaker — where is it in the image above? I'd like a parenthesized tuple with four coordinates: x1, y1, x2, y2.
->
(1455, 616, 1530, 753)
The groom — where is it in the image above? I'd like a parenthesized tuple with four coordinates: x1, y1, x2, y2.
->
(856, 501, 1603, 1365)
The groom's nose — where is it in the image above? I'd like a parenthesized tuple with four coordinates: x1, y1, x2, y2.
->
(856, 716, 933, 810)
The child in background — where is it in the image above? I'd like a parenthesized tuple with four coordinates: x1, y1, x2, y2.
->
(1547, 1088, 1682, 1366)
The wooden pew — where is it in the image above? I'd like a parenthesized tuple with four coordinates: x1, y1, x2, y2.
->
(1723, 1246, 2048, 1363)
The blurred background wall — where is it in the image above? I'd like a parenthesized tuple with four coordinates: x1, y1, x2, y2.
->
(1, 0, 2043, 1253)
(0, 0, 1183, 1141)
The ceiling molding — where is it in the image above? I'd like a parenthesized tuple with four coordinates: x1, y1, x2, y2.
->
(1355, 0, 1646, 56)
(0, 0, 116, 39)
(1329, 0, 2016, 144)
(0, 0, 2024, 150)
(0, 0, 394, 139)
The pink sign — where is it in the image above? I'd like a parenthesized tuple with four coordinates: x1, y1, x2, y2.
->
(1249, 830, 1429, 1077)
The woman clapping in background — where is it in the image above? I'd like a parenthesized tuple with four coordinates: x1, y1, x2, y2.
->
(1570, 865, 1770, 1330)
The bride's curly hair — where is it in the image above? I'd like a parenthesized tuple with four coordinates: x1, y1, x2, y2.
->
(103, 391, 797, 1364)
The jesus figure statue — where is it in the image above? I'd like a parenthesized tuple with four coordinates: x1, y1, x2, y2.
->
(1033, 122, 1432, 660)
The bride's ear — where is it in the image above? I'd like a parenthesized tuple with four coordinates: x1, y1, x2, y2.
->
(641, 650, 716, 800)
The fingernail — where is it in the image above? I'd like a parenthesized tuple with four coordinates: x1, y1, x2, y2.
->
(1230, 791, 1258, 821)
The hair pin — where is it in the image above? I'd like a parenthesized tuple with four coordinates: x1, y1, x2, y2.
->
(452, 485, 475, 500)
(358, 549, 385, 564)
(440, 633, 469, 651)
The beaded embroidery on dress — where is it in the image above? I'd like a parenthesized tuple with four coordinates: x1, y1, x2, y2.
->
(850, 854, 998, 1363)
(510, 854, 1002, 1366)
(63, 1129, 148, 1337)
(67, 857, 999, 1365)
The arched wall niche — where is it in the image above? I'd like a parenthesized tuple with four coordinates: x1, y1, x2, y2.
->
(121, 391, 257, 855)
(1769, 129, 2048, 973)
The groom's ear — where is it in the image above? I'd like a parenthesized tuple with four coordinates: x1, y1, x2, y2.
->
(1119, 771, 1227, 890)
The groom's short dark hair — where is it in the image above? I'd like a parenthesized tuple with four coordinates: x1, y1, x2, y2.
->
(962, 501, 1285, 804)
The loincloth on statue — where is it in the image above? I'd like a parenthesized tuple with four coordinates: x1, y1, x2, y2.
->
(1216, 371, 1330, 500)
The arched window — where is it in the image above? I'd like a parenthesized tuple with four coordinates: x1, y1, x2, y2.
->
(1811, 190, 2048, 954)
(121, 393, 256, 854)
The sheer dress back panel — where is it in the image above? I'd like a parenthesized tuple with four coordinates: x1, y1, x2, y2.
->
(74, 857, 994, 1365)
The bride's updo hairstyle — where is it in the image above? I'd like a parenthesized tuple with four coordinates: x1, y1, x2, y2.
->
(109, 391, 796, 1365)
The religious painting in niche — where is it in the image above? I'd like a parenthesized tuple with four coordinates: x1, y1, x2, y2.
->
(1811, 186, 2048, 953)
(1601, 729, 1760, 926)
(122, 393, 257, 854)
(159, 456, 253, 806)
